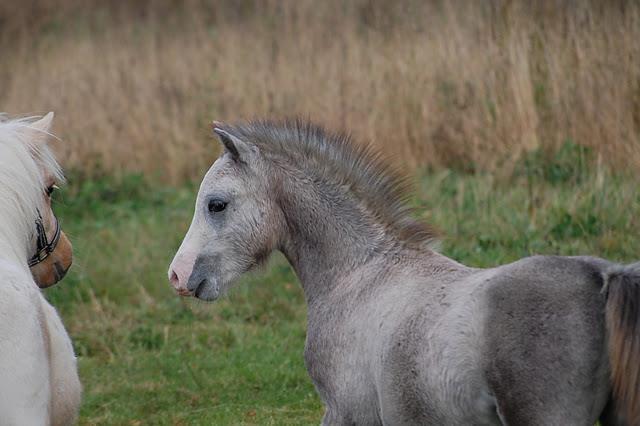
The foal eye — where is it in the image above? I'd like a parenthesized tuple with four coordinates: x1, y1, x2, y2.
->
(208, 199, 228, 213)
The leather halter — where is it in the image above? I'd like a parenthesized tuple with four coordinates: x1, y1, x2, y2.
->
(28, 209, 61, 267)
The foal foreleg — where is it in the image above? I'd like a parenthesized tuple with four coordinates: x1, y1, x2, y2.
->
(0, 295, 51, 425)
(321, 407, 353, 426)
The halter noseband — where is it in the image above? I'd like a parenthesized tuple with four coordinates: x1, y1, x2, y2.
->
(28, 209, 61, 267)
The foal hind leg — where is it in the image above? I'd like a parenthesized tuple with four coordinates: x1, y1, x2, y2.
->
(493, 396, 596, 426)
(488, 325, 609, 426)
(491, 365, 609, 425)
(485, 265, 612, 425)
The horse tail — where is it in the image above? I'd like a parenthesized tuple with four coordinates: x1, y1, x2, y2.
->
(603, 262, 640, 424)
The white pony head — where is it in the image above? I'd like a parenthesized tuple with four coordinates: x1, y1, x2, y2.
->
(0, 113, 73, 287)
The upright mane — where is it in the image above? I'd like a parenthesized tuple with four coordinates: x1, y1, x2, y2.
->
(0, 114, 62, 256)
(220, 119, 437, 247)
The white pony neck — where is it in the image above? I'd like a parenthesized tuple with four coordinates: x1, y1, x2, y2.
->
(0, 115, 61, 266)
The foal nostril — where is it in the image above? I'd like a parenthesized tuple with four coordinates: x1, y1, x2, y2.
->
(169, 270, 180, 288)
(194, 279, 207, 298)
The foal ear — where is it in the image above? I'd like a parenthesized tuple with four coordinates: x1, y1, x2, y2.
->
(212, 123, 252, 163)
(27, 112, 55, 143)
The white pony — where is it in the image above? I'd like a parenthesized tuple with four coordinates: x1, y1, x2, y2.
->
(0, 113, 81, 425)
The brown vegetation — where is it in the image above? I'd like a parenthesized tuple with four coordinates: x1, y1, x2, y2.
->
(1, 0, 638, 183)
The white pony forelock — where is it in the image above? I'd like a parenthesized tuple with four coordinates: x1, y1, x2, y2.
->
(0, 114, 63, 262)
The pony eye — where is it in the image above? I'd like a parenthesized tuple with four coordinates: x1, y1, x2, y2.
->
(208, 199, 227, 213)
(45, 185, 58, 196)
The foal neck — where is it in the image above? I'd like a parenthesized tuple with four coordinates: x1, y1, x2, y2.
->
(0, 222, 31, 269)
(277, 172, 396, 302)
(0, 190, 38, 269)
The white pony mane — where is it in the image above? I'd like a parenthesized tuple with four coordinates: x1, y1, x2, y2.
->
(0, 114, 63, 262)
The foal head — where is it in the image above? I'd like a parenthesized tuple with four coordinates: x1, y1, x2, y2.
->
(0, 113, 73, 288)
(169, 119, 435, 301)
(168, 123, 285, 300)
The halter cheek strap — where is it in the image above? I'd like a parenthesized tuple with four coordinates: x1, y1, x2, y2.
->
(28, 209, 61, 267)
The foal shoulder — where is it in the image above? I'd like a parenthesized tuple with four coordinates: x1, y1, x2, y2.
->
(0, 259, 47, 341)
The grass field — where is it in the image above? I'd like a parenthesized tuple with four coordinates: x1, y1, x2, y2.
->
(45, 147, 640, 425)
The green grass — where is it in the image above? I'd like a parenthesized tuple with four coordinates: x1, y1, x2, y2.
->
(45, 154, 640, 425)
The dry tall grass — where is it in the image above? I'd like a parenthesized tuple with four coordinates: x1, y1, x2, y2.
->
(1, 0, 638, 182)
